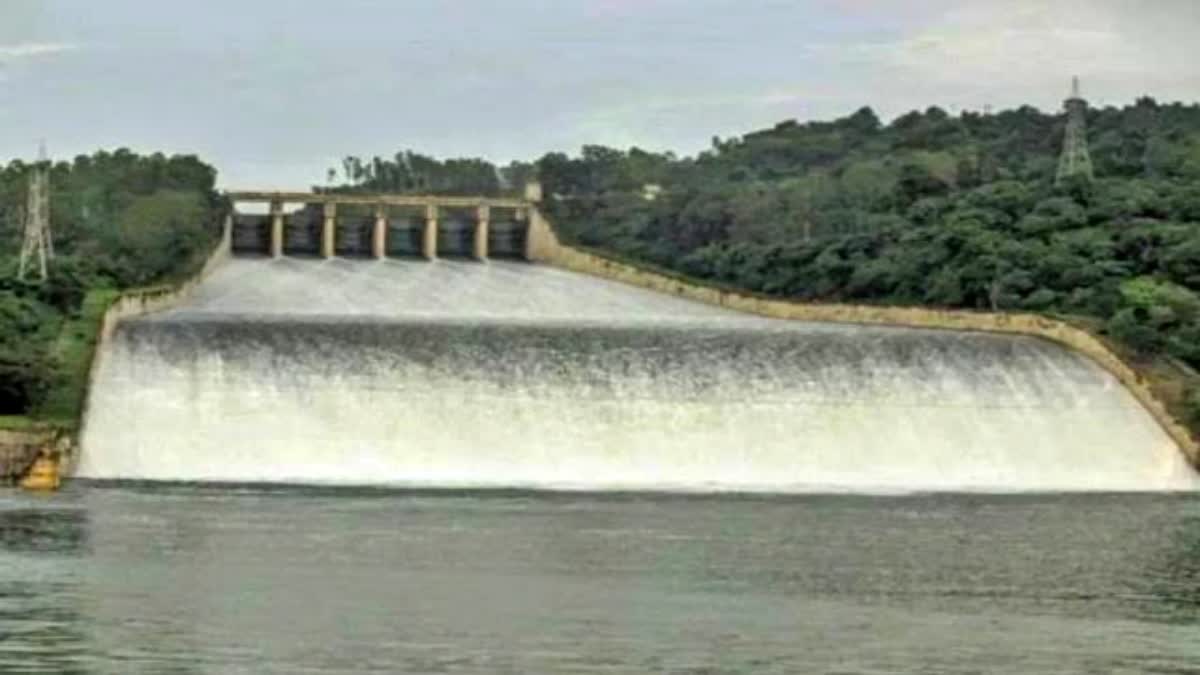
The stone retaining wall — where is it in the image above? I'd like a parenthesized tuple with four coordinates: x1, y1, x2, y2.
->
(0, 429, 54, 484)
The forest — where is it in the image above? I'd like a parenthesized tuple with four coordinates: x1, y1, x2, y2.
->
(0, 150, 220, 422)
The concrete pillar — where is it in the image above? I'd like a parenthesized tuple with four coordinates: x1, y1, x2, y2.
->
(524, 207, 538, 261)
(269, 200, 284, 258)
(474, 205, 490, 261)
(372, 205, 387, 260)
(222, 213, 234, 256)
(321, 202, 337, 259)
(423, 203, 438, 260)
(525, 207, 559, 262)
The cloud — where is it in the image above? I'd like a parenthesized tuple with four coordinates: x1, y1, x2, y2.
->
(0, 42, 78, 61)
(567, 85, 851, 155)
(579, 87, 841, 129)
(806, 1, 1175, 88)
(583, 0, 692, 19)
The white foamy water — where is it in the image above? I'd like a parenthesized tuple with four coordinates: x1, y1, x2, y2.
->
(164, 257, 738, 323)
(77, 258, 1197, 492)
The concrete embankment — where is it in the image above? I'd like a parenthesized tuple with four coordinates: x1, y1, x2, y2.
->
(0, 428, 70, 488)
(525, 209, 1200, 470)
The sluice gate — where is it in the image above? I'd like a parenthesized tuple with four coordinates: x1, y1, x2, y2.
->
(228, 192, 534, 261)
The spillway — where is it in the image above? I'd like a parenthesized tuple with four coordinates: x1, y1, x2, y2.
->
(77, 258, 1197, 492)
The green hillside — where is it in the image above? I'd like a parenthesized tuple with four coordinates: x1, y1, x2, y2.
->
(0, 151, 221, 426)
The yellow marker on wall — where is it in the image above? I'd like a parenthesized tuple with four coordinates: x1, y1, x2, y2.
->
(20, 456, 60, 491)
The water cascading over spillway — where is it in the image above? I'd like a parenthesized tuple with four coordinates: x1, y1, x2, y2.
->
(78, 258, 1197, 492)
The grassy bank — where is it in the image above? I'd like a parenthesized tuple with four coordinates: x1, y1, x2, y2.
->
(0, 416, 61, 432)
(0, 289, 120, 433)
(1133, 356, 1200, 442)
(37, 289, 122, 428)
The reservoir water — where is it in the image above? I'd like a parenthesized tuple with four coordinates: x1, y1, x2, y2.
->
(2, 485, 1198, 673)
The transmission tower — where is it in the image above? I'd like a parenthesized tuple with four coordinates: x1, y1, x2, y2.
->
(1055, 76, 1094, 186)
(18, 143, 53, 281)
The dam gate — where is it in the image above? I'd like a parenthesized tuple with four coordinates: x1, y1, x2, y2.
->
(226, 190, 541, 261)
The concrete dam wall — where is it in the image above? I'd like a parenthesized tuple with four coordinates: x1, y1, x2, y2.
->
(77, 257, 1196, 492)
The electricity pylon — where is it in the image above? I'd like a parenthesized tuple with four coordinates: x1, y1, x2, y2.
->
(1055, 76, 1094, 186)
(17, 143, 53, 281)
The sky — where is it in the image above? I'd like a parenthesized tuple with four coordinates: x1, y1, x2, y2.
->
(1, 0, 1198, 188)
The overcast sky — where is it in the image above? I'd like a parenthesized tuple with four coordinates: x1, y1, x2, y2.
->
(1, 0, 1198, 188)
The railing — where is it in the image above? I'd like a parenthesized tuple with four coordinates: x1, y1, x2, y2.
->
(225, 191, 532, 210)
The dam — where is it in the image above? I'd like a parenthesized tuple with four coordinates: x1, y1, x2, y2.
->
(77, 251, 1196, 491)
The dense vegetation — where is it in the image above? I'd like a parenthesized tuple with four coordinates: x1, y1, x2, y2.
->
(0, 151, 220, 423)
(325, 152, 534, 197)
